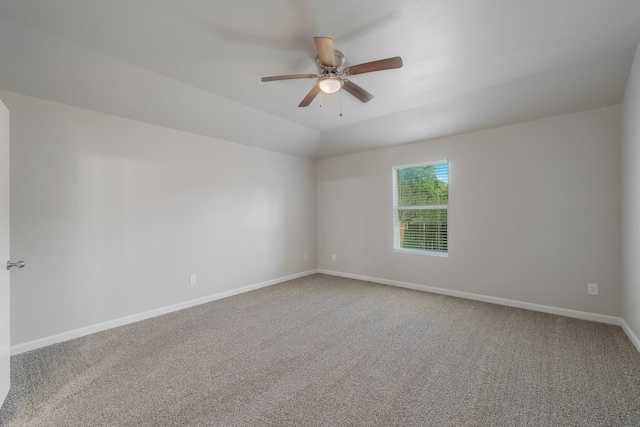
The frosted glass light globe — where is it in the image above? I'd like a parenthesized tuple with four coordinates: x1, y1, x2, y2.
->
(318, 78, 343, 94)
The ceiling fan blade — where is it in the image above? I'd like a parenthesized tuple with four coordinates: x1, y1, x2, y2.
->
(314, 37, 335, 67)
(342, 80, 374, 103)
(298, 85, 322, 107)
(261, 74, 317, 82)
(344, 56, 403, 75)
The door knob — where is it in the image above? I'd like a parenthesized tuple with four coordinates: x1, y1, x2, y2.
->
(6, 260, 26, 270)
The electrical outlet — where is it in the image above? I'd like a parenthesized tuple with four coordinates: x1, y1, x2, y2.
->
(588, 283, 599, 295)
(331, 254, 336, 261)
(190, 274, 197, 286)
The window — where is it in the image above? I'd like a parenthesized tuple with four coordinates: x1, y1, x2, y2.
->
(393, 160, 449, 256)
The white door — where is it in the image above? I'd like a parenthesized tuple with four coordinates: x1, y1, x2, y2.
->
(0, 98, 10, 405)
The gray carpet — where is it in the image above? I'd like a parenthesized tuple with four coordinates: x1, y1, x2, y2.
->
(0, 274, 639, 426)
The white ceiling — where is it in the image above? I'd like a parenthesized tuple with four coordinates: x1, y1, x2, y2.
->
(0, 0, 639, 159)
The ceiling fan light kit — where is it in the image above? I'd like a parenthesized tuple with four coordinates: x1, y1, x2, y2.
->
(318, 77, 343, 94)
(261, 37, 403, 107)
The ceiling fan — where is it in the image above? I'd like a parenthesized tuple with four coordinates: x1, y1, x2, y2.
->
(261, 37, 403, 107)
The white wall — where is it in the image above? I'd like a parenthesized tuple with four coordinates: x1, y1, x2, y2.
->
(2, 85, 628, 347)
(622, 44, 640, 345)
(318, 106, 622, 316)
(2, 90, 317, 346)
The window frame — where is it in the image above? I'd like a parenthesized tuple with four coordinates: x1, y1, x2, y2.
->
(392, 159, 449, 257)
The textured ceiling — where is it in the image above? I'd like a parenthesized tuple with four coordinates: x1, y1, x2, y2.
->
(0, 0, 639, 158)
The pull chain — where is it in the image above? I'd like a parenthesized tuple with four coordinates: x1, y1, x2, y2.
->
(339, 89, 343, 117)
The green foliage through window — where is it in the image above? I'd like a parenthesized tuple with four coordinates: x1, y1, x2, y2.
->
(394, 162, 449, 254)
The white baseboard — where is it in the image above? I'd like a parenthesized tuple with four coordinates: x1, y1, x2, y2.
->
(317, 269, 623, 326)
(621, 319, 640, 353)
(11, 270, 318, 355)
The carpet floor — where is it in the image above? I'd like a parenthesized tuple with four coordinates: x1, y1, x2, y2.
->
(0, 274, 639, 426)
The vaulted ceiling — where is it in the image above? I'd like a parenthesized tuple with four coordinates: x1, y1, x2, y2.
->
(1, 0, 639, 159)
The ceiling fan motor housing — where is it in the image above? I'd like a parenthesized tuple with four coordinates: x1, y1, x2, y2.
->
(316, 50, 345, 75)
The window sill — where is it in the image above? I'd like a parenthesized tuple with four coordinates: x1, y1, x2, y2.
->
(393, 248, 449, 257)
